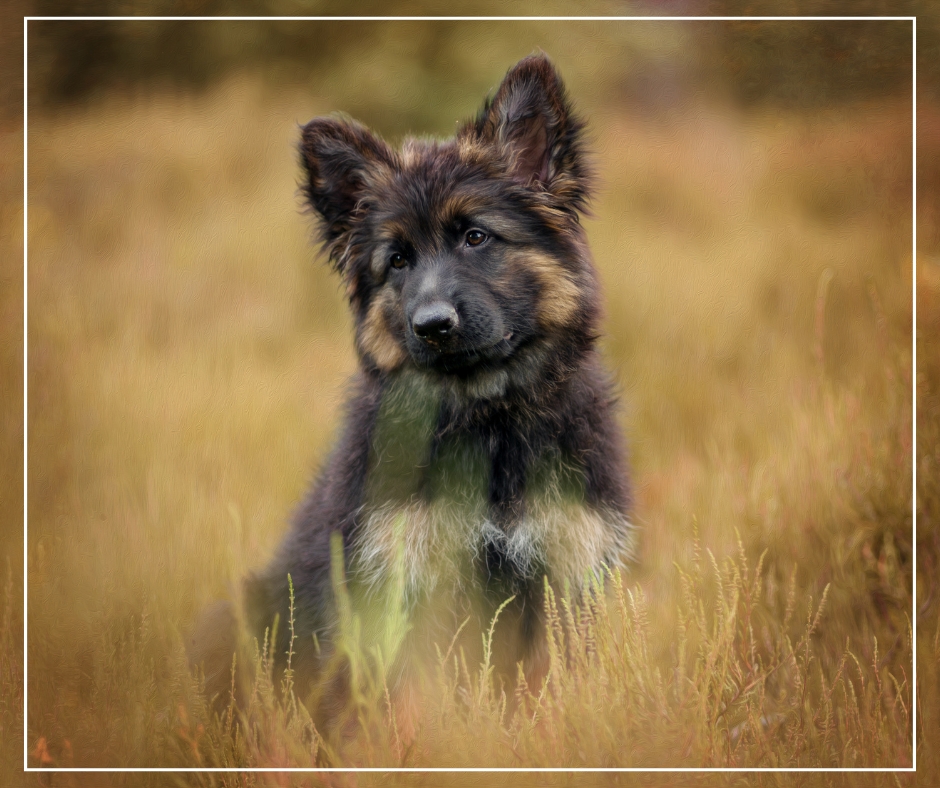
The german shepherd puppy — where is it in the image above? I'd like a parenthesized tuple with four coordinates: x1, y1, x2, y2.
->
(190, 54, 633, 726)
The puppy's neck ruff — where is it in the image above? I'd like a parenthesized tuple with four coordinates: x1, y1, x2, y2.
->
(352, 368, 634, 605)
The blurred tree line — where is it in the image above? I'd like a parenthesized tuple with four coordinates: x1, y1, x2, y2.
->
(15, 0, 924, 118)
(703, 0, 925, 102)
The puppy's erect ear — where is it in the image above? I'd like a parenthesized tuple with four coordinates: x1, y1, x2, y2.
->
(462, 55, 590, 210)
(300, 117, 394, 264)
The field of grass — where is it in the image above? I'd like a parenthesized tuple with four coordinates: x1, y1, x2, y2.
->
(3, 44, 933, 785)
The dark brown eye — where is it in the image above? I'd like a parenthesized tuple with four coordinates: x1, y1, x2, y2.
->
(465, 230, 487, 247)
(390, 252, 407, 269)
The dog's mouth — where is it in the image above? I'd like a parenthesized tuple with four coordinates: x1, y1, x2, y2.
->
(414, 331, 516, 374)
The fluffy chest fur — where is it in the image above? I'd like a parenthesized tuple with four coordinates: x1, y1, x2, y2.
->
(351, 371, 632, 603)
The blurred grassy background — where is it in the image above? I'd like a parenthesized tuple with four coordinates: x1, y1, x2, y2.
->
(1, 2, 938, 784)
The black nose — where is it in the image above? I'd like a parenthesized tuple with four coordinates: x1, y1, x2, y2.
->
(412, 303, 459, 342)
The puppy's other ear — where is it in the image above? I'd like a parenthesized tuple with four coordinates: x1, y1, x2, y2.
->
(300, 117, 394, 262)
(462, 54, 590, 210)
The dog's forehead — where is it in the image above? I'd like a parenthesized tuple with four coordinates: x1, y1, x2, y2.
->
(372, 139, 501, 232)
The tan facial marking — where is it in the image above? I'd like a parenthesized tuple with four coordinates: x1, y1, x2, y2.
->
(518, 252, 582, 329)
(359, 287, 407, 371)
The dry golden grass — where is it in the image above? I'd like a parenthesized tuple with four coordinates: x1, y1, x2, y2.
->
(6, 67, 930, 786)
